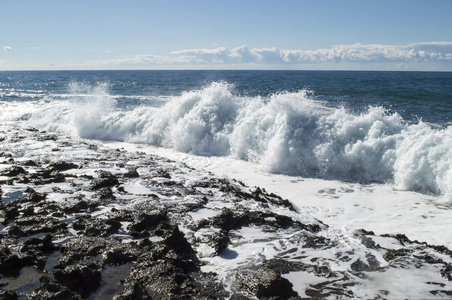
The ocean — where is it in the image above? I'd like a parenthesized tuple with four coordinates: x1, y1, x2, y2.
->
(1, 70, 452, 298)
(1, 70, 452, 196)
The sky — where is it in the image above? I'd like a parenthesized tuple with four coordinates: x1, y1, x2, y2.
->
(1, 0, 452, 71)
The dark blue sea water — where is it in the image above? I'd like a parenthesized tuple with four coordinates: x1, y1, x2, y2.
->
(1, 70, 452, 125)
(1, 70, 452, 196)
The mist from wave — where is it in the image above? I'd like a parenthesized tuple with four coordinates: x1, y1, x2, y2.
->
(2, 80, 452, 199)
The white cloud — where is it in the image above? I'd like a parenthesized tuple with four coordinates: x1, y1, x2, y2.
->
(91, 42, 452, 69)
(4, 46, 12, 52)
(3, 42, 451, 71)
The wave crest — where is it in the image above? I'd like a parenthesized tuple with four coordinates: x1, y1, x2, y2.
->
(2, 81, 451, 199)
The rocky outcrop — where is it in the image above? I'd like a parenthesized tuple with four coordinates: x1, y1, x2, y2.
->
(1, 126, 452, 299)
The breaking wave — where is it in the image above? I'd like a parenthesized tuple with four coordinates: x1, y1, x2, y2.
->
(2, 81, 452, 198)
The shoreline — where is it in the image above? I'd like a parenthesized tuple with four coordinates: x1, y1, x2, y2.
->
(1, 124, 452, 299)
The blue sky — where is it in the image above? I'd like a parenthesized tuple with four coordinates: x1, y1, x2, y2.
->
(1, 0, 451, 70)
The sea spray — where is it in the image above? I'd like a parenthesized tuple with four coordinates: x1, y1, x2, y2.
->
(141, 81, 238, 155)
(394, 123, 452, 197)
(71, 82, 119, 139)
(1, 79, 451, 199)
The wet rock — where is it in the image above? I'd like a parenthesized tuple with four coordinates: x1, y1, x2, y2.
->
(0, 290, 18, 300)
(73, 215, 121, 237)
(0, 166, 27, 177)
(48, 161, 79, 172)
(381, 233, 412, 246)
(103, 246, 138, 265)
(2, 204, 20, 222)
(15, 216, 68, 237)
(57, 237, 108, 265)
(63, 200, 98, 214)
(155, 169, 171, 179)
(123, 167, 139, 178)
(128, 211, 167, 238)
(383, 248, 412, 261)
(54, 263, 102, 298)
(264, 258, 307, 274)
(97, 187, 116, 201)
(234, 267, 298, 299)
(28, 275, 83, 300)
(441, 263, 452, 281)
(211, 229, 230, 255)
(22, 233, 55, 253)
(23, 160, 38, 167)
(302, 235, 330, 249)
(19, 187, 47, 203)
(204, 207, 304, 233)
(163, 226, 196, 259)
(0, 253, 32, 277)
(91, 170, 120, 190)
(120, 259, 200, 299)
(350, 256, 381, 273)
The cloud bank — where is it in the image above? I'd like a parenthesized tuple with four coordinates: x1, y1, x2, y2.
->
(171, 42, 452, 64)
(91, 42, 452, 69)
(3, 42, 451, 71)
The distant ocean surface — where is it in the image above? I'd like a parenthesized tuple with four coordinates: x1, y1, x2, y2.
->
(1, 70, 452, 198)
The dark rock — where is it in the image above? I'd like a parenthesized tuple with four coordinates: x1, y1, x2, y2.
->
(15, 217, 68, 236)
(22, 205, 35, 217)
(204, 207, 309, 234)
(58, 237, 108, 264)
(104, 246, 138, 265)
(351, 260, 367, 273)
(7, 224, 23, 238)
(302, 235, 330, 249)
(115, 284, 151, 300)
(73, 215, 121, 237)
(128, 211, 167, 237)
(0, 166, 27, 177)
(0, 290, 18, 300)
(91, 170, 120, 190)
(0, 253, 32, 277)
(383, 248, 412, 261)
(19, 187, 47, 203)
(264, 258, 307, 274)
(441, 263, 452, 281)
(37, 134, 58, 141)
(3, 205, 20, 222)
(211, 229, 230, 255)
(234, 267, 298, 299)
(54, 263, 102, 298)
(30, 168, 66, 185)
(97, 187, 116, 200)
(48, 161, 79, 172)
(123, 167, 139, 178)
(23, 233, 55, 253)
(381, 233, 412, 246)
(23, 160, 38, 167)
(156, 169, 171, 179)
(163, 226, 197, 259)
(120, 259, 197, 299)
(63, 200, 98, 214)
(28, 275, 83, 300)
(430, 245, 452, 256)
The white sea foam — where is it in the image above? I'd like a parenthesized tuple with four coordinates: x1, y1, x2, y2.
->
(1, 81, 451, 199)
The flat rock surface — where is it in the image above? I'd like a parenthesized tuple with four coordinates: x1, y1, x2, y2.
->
(0, 124, 451, 299)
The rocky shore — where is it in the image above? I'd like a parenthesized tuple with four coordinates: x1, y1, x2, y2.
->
(1, 124, 452, 299)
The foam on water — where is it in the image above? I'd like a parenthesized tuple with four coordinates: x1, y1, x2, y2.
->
(1, 81, 451, 199)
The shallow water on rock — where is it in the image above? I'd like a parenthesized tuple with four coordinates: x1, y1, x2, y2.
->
(2, 267, 42, 299)
(87, 264, 132, 300)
